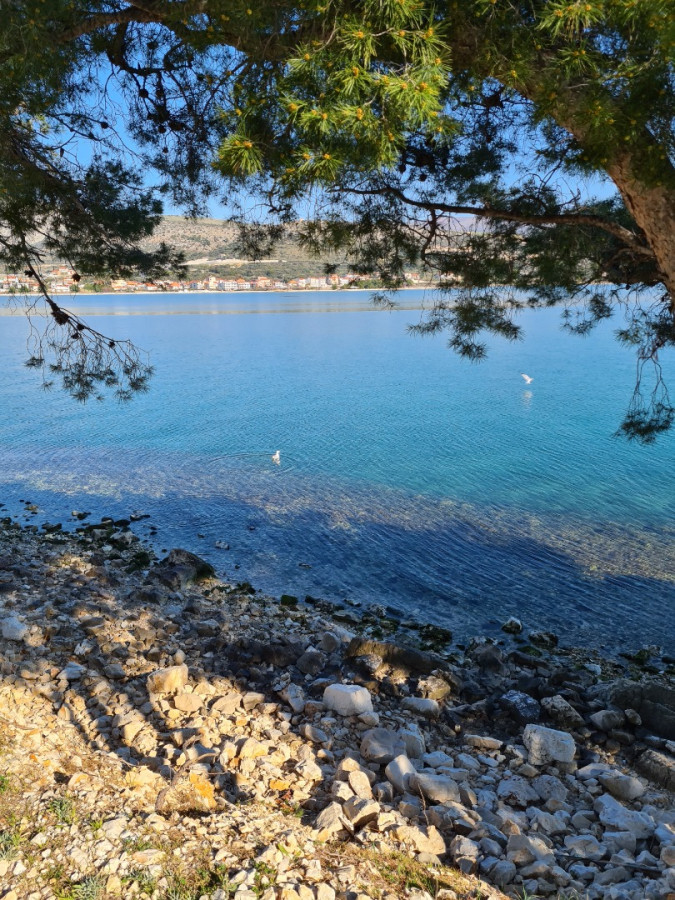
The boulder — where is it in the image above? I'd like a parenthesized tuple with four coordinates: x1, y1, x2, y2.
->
(500, 690, 541, 725)
(296, 647, 326, 676)
(342, 797, 380, 829)
(147, 664, 189, 695)
(279, 683, 306, 714)
(1, 616, 27, 641)
(607, 679, 675, 740)
(497, 776, 539, 808)
(323, 684, 373, 717)
(408, 772, 460, 804)
(147, 548, 214, 588)
(522, 724, 576, 766)
(541, 695, 584, 730)
(394, 824, 446, 856)
(399, 724, 426, 758)
(589, 709, 626, 732)
(401, 697, 440, 718)
(360, 728, 406, 764)
(635, 749, 675, 792)
(594, 794, 654, 839)
(450, 836, 480, 874)
(385, 755, 416, 794)
(598, 770, 646, 802)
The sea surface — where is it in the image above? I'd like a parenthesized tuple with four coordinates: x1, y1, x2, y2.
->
(1, 289, 674, 653)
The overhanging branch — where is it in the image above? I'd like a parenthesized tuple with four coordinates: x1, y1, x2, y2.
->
(343, 184, 655, 261)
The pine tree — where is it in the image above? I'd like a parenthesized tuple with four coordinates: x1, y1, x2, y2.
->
(1, 1, 673, 435)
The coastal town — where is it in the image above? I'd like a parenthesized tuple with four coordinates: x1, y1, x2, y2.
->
(0, 266, 427, 295)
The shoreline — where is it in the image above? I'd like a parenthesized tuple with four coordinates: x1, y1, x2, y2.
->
(1, 514, 674, 900)
(0, 286, 437, 298)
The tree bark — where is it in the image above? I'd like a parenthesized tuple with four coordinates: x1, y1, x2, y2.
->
(606, 154, 675, 306)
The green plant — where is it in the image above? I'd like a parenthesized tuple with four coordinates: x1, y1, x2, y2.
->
(253, 860, 277, 897)
(0, 827, 22, 860)
(69, 876, 105, 900)
(0, 775, 10, 793)
(48, 796, 76, 825)
(124, 868, 157, 894)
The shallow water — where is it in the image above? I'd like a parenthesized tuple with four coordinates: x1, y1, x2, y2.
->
(1, 290, 673, 652)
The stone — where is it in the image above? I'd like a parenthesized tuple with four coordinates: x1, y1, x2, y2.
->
(450, 836, 480, 874)
(395, 824, 446, 856)
(506, 833, 555, 866)
(500, 690, 541, 724)
(238, 738, 267, 759)
(1, 616, 27, 641)
(212, 693, 241, 715)
(598, 770, 646, 802)
(300, 724, 329, 744)
(409, 772, 460, 804)
(417, 675, 453, 701)
(564, 835, 606, 861)
(148, 548, 214, 588)
(532, 774, 568, 803)
(594, 794, 654, 838)
(102, 817, 128, 841)
(502, 617, 523, 634)
(157, 772, 216, 813)
(522, 724, 576, 766)
(465, 734, 502, 750)
(491, 860, 517, 886)
(323, 684, 373, 717)
(343, 797, 380, 829)
(174, 692, 203, 713)
(296, 648, 325, 676)
(60, 662, 86, 681)
(541, 695, 585, 730)
(497, 776, 539, 808)
(401, 697, 440, 718)
(399, 724, 425, 758)
(314, 802, 348, 840)
(348, 769, 373, 800)
(316, 886, 336, 900)
(320, 631, 341, 653)
(385, 755, 416, 794)
(589, 709, 626, 732)
(608, 680, 675, 740)
(635, 749, 675, 792)
(279, 683, 306, 713)
(147, 664, 189, 695)
(529, 631, 558, 649)
(360, 728, 405, 764)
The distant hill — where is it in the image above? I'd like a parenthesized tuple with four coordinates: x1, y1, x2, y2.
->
(141, 217, 347, 281)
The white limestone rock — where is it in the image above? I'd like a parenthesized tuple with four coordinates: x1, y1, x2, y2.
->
(1, 617, 28, 641)
(147, 664, 189, 695)
(323, 684, 373, 717)
(594, 794, 655, 839)
(523, 724, 576, 766)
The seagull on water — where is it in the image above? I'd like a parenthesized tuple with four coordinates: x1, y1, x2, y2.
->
(520, 373, 533, 385)
(271, 450, 280, 465)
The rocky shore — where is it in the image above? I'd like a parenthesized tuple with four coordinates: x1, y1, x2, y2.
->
(0, 515, 674, 900)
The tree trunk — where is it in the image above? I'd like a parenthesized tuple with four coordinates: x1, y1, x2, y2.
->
(607, 153, 675, 306)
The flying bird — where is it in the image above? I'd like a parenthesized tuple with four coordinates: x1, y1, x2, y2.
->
(520, 373, 533, 385)
(271, 450, 280, 464)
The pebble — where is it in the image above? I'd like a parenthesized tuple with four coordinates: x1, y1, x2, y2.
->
(0, 520, 673, 900)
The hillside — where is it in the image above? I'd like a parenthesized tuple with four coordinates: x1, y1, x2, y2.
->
(141, 217, 348, 281)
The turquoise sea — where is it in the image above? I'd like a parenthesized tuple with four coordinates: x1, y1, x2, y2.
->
(1, 290, 674, 653)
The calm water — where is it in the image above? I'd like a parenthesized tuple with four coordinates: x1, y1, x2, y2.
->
(1, 290, 674, 652)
